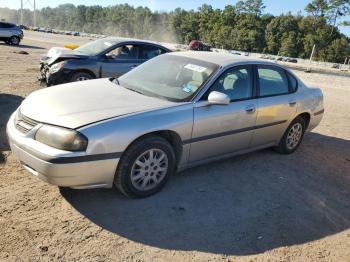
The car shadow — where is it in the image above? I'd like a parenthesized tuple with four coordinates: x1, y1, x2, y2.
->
(0, 94, 23, 154)
(60, 132, 350, 255)
(0, 43, 46, 50)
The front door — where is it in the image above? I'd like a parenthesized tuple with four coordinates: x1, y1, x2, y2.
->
(189, 65, 258, 162)
(100, 44, 141, 78)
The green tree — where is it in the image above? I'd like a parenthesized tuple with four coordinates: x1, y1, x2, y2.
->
(265, 14, 301, 55)
(235, 0, 266, 16)
(305, 0, 329, 17)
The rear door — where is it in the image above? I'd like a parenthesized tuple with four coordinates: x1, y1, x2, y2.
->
(100, 44, 140, 78)
(189, 65, 258, 162)
(251, 65, 297, 147)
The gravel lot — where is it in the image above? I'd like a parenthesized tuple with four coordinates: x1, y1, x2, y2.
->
(0, 31, 350, 261)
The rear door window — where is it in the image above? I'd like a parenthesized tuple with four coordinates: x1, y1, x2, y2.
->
(140, 45, 166, 60)
(257, 66, 289, 96)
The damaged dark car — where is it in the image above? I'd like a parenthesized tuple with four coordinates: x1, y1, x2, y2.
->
(39, 38, 172, 86)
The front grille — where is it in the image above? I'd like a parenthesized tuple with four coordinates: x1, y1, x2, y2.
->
(15, 112, 39, 134)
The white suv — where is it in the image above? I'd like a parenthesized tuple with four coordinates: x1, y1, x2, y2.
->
(0, 22, 23, 45)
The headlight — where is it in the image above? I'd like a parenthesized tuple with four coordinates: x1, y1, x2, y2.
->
(49, 61, 66, 74)
(35, 125, 88, 151)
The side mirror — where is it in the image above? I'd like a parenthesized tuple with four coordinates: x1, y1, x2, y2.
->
(208, 91, 230, 105)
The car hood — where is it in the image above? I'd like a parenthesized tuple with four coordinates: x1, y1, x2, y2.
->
(40, 47, 89, 65)
(20, 78, 176, 129)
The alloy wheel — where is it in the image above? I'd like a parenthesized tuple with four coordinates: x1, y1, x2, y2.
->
(286, 123, 303, 150)
(76, 76, 90, 81)
(130, 149, 169, 191)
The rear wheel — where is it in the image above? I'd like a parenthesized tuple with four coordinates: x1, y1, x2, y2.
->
(114, 135, 176, 198)
(9, 36, 20, 45)
(274, 116, 306, 154)
(70, 72, 93, 82)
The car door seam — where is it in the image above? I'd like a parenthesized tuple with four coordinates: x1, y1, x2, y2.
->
(183, 120, 287, 145)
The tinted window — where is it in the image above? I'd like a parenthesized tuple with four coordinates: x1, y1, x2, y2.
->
(106, 45, 138, 60)
(258, 67, 289, 96)
(140, 45, 166, 59)
(0, 23, 14, 28)
(208, 66, 253, 101)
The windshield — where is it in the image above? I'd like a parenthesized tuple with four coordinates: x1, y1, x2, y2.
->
(118, 55, 219, 102)
(75, 38, 117, 56)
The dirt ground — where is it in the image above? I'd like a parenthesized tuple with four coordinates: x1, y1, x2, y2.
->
(0, 31, 350, 262)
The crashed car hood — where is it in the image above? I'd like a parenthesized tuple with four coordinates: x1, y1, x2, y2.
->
(41, 47, 89, 65)
(20, 78, 176, 129)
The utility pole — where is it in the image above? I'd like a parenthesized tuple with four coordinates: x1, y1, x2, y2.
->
(20, 0, 23, 25)
(306, 44, 316, 73)
(20, 0, 37, 27)
(33, 0, 36, 27)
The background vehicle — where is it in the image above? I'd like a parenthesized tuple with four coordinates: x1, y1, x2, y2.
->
(0, 22, 23, 45)
(8, 52, 324, 198)
(188, 40, 212, 51)
(39, 38, 172, 86)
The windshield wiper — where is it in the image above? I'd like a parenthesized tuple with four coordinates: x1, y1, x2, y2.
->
(127, 87, 145, 95)
(112, 78, 120, 85)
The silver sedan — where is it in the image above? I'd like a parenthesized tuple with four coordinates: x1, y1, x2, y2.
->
(7, 52, 324, 198)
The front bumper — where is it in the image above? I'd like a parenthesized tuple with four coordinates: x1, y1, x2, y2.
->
(6, 112, 119, 189)
(39, 64, 72, 86)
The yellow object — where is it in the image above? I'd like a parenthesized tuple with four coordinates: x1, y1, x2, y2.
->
(64, 44, 80, 50)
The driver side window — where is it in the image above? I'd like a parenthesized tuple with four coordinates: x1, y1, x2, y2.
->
(106, 45, 138, 60)
(208, 66, 253, 101)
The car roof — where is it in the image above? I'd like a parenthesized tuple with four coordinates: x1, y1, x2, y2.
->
(103, 37, 169, 49)
(167, 51, 275, 67)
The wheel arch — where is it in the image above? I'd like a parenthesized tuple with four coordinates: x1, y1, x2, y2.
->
(297, 112, 311, 130)
(122, 130, 183, 168)
(70, 69, 96, 79)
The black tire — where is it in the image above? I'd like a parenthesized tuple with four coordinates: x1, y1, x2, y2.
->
(274, 116, 306, 154)
(114, 135, 176, 198)
(9, 36, 20, 45)
(70, 71, 93, 82)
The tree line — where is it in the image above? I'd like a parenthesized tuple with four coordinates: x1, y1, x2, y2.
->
(0, 0, 349, 63)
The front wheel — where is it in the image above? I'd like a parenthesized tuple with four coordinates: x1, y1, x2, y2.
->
(114, 135, 176, 198)
(274, 116, 306, 154)
(70, 72, 93, 82)
(9, 36, 20, 45)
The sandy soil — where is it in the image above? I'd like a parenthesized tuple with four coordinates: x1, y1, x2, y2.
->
(0, 31, 350, 262)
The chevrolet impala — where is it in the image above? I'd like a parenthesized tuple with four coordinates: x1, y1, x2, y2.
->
(7, 52, 324, 198)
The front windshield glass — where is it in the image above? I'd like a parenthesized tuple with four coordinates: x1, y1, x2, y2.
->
(118, 55, 219, 102)
(75, 38, 116, 56)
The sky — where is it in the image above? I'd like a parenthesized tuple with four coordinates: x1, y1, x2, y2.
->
(0, 0, 349, 36)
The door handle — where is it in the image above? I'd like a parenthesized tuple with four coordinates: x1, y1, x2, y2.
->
(245, 105, 256, 113)
(289, 100, 297, 106)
